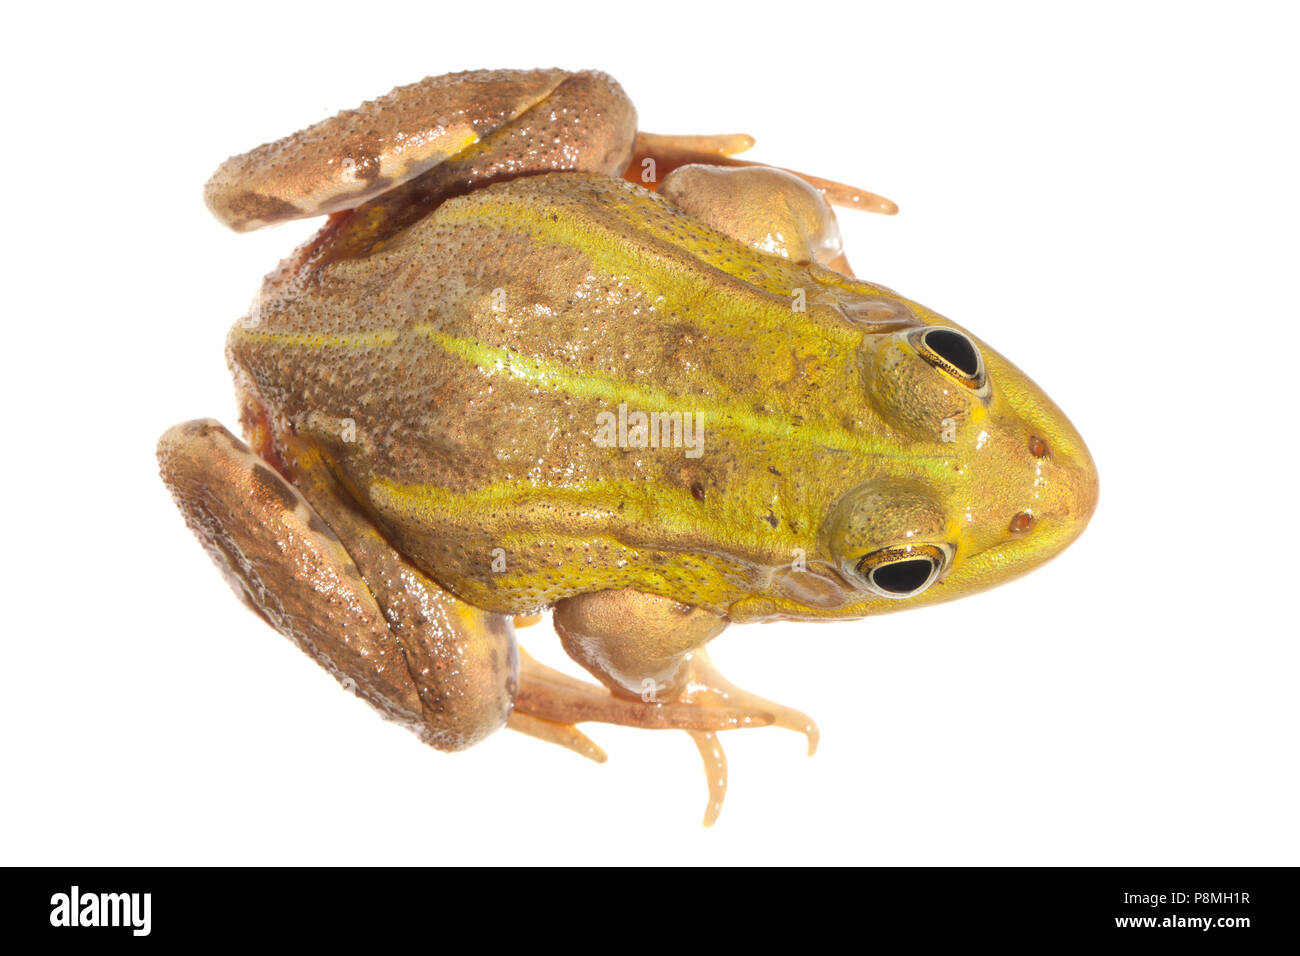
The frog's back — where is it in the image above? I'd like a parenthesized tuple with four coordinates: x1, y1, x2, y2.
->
(230, 172, 919, 614)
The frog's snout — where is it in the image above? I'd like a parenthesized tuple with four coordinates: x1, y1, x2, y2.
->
(1019, 430, 1099, 544)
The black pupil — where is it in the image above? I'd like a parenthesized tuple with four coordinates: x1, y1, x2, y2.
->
(871, 558, 935, 595)
(924, 329, 980, 378)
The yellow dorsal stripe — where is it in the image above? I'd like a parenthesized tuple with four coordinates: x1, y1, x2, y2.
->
(369, 476, 798, 555)
(233, 323, 948, 471)
(435, 189, 873, 345)
(417, 325, 950, 472)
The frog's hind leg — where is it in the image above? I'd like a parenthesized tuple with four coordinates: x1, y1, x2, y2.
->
(205, 69, 638, 234)
(231, 70, 640, 273)
(626, 130, 898, 215)
(506, 709, 608, 765)
(157, 419, 517, 753)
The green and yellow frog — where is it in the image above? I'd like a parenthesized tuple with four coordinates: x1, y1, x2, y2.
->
(159, 69, 1097, 824)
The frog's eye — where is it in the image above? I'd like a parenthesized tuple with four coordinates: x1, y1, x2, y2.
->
(911, 328, 986, 391)
(856, 544, 949, 599)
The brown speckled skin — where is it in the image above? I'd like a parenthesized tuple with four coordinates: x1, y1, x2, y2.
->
(158, 419, 515, 751)
(205, 69, 636, 235)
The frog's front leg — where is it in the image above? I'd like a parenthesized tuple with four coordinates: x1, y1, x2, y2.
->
(157, 419, 515, 751)
(659, 164, 858, 276)
(521, 589, 817, 826)
(626, 131, 899, 217)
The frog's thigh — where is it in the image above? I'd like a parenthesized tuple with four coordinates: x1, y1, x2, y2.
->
(435, 70, 637, 187)
(659, 164, 853, 274)
(157, 419, 515, 752)
(206, 68, 636, 232)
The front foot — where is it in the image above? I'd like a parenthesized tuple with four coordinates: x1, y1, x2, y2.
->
(512, 590, 818, 825)
(678, 649, 818, 827)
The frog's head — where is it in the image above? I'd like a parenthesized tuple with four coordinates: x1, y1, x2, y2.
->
(816, 318, 1098, 616)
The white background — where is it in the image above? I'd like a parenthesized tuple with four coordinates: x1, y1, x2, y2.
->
(2, 1, 1296, 865)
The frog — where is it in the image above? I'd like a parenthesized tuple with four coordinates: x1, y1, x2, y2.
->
(159, 68, 1098, 825)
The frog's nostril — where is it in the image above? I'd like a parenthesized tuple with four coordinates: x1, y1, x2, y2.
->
(1009, 511, 1035, 535)
(1028, 435, 1049, 458)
